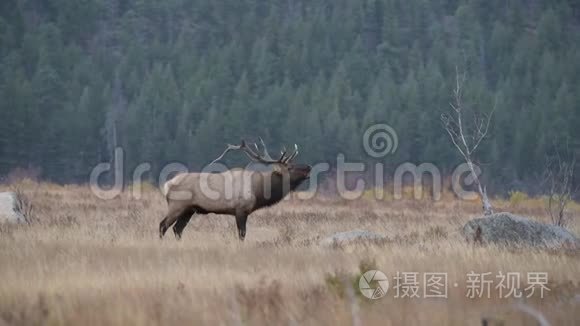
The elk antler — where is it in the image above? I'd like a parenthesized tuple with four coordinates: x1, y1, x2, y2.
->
(283, 144, 299, 163)
(210, 139, 300, 165)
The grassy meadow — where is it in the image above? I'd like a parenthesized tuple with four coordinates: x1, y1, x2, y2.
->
(0, 181, 579, 325)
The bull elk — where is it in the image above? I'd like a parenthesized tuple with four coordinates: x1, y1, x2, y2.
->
(159, 139, 311, 241)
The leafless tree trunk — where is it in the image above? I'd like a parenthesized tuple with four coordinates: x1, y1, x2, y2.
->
(102, 71, 126, 184)
(543, 152, 576, 227)
(441, 67, 495, 215)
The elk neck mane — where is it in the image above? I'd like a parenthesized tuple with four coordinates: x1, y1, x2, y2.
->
(252, 170, 292, 210)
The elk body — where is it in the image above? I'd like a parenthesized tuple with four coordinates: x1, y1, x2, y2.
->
(159, 140, 311, 241)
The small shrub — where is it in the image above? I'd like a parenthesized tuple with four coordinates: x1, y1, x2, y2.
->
(235, 281, 284, 323)
(6, 166, 42, 183)
(277, 223, 296, 244)
(324, 258, 378, 299)
(361, 188, 393, 201)
(47, 214, 78, 227)
(324, 272, 349, 298)
(508, 190, 528, 207)
(392, 231, 420, 245)
(423, 225, 448, 240)
(358, 258, 377, 274)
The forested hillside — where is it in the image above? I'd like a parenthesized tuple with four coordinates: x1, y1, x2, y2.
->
(0, 0, 579, 191)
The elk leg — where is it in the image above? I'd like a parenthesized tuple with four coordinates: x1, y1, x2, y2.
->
(235, 213, 248, 241)
(159, 207, 185, 239)
(173, 209, 195, 239)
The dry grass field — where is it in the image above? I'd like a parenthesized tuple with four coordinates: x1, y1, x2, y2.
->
(0, 181, 579, 325)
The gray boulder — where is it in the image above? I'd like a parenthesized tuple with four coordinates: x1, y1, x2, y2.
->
(0, 192, 26, 223)
(320, 230, 387, 248)
(462, 212, 579, 249)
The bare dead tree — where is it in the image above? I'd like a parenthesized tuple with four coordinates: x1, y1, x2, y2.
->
(543, 152, 576, 227)
(10, 186, 35, 224)
(441, 67, 495, 215)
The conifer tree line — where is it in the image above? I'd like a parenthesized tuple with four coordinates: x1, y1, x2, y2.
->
(0, 0, 579, 193)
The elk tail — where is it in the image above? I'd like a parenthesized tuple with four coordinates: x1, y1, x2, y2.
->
(161, 173, 185, 200)
(162, 181, 172, 198)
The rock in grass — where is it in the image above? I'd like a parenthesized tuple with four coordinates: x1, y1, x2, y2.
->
(462, 212, 579, 249)
(0, 192, 26, 223)
(320, 230, 387, 248)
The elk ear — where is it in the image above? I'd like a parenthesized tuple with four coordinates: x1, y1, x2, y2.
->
(271, 164, 290, 178)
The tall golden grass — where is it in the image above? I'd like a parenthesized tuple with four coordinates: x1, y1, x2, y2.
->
(0, 181, 578, 325)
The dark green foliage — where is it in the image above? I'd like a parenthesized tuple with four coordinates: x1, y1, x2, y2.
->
(0, 0, 578, 191)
